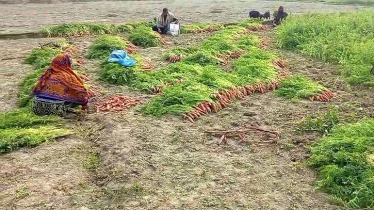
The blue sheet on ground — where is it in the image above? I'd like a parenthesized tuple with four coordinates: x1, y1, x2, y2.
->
(108, 50, 136, 67)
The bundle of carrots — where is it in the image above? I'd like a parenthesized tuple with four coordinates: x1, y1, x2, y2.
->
(184, 80, 280, 122)
(229, 50, 246, 59)
(260, 37, 270, 49)
(125, 42, 139, 54)
(273, 59, 287, 69)
(168, 54, 182, 63)
(64, 46, 77, 55)
(155, 33, 166, 45)
(94, 96, 140, 112)
(216, 50, 246, 66)
(175, 78, 184, 83)
(87, 85, 103, 99)
(190, 27, 221, 34)
(309, 90, 335, 102)
(216, 54, 230, 66)
(152, 86, 163, 94)
(248, 25, 270, 32)
(152, 79, 184, 94)
(141, 58, 156, 71)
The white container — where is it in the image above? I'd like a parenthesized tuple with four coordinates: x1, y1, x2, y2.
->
(169, 23, 180, 36)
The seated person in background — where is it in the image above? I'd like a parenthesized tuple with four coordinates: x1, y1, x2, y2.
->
(273, 6, 288, 26)
(31, 53, 89, 116)
(152, 8, 179, 34)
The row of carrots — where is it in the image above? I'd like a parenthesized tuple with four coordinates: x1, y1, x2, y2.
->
(184, 58, 337, 122)
(187, 26, 223, 34)
(94, 96, 140, 112)
(309, 90, 335, 102)
(125, 42, 139, 54)
(184, 80, 281, 123)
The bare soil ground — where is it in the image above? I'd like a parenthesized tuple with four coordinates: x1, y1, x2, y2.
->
(1, 1, 373, 210)
(0, 0, 368, 34)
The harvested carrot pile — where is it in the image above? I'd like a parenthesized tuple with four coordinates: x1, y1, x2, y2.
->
(152, 86, 163, 94)
(260, 37, 270, 49)
(248, 25, 270, 32)
(229, 50, 246, 59)
(87, 85, 103, 99)
(205, 123, 280, 145)
(184, 80, 280, 122)
(157, 35, 166, 45)
(190, 27, 222, 34)
(95, 96, 140, 112)
(125, 42, 139, 54)
(216, 50, 246, 66)
(273, 59, 287, 69)
(309, 89, 335, 102)
(216, 54, 230, 66)
(151, 79, 183, 94)
(168, 54, 182, 63)
(141, 58, 156, 71)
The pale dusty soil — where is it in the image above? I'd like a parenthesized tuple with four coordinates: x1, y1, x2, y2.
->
(0, 1, 373, 210)
(0, 0, 367, 34)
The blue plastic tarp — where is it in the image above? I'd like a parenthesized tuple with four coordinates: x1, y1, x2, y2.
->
(108, 50, 136, 67)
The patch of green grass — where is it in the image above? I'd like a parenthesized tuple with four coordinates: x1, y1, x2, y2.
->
(141, 82, 214, 116)
(42, 22, 155, 37)
(87, 35, 128, 59)
(231, 54, 278, 85)
(100, 62, 137, 85)
(309, 118, 374, 208)
(276, 11, 374, 86)
(201, 26, 245, 54)
(237, 19, 263, 28)
(14, 188, 30, 199)
(163, 46, 199, 60)
(128, 26, 162, 48)
(117, 21, 155, 33)
(0, 126, 73, 154)
(196, 65, 239, 90)
(0, 109, 70, 154)
(18, 68, 46, 107)
(184, 51, 222, 66)
(0, 108, 60, 129)
(296, 106, 340, 135)
(84, 152, 100, 170)
(25, 46, 64, 69)
(180, 22, 224, 34)
(42, 23, 118, 37)
(275, 75, 326, 100)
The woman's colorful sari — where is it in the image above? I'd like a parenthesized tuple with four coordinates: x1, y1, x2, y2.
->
(32, 53, 88, 105)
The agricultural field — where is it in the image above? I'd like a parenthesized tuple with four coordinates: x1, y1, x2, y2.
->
(1, 0, 374, 210)
(268, 0, 374, 6)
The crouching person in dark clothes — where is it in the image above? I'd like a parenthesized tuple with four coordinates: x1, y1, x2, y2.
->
(273, 6, 288, 26)
(152, 8, 179, 34)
